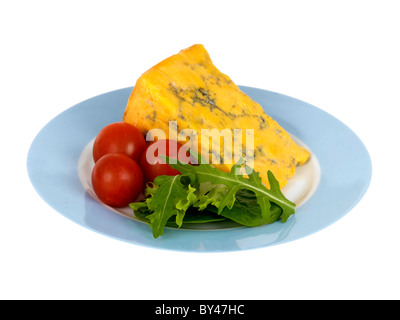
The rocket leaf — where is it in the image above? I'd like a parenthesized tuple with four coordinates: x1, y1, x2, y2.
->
(168, 161, 295, 223)
(206, 189, 283, 227)
(130, 175, 197, 238)
(130, 160, 296, 238)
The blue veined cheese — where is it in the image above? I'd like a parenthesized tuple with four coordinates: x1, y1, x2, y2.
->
(123, 44, 310, 188)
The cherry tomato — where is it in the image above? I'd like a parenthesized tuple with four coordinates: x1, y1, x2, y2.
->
(92, 122, 146, 163)
(91, 153, 144, 207)
(139, 139, 193, 183)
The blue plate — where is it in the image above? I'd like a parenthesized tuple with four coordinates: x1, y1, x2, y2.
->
(27, 86, 372, 252)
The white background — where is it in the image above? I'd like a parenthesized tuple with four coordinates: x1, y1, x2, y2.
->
(1, 0, 399, 300)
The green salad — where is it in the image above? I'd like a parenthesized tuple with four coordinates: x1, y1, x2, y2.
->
(130, 158, 295, 239)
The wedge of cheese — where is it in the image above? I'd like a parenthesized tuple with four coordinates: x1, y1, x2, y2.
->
(123, 44, 310, 188)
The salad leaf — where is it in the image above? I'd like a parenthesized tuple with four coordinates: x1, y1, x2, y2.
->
(207, 189, 283, 227)
(130, 159, 296, 238)
(166, 207, 227, 226)
(168, 161, 295, 223)
(194, 182, 230, 210)
(130, 175, 197, 238)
